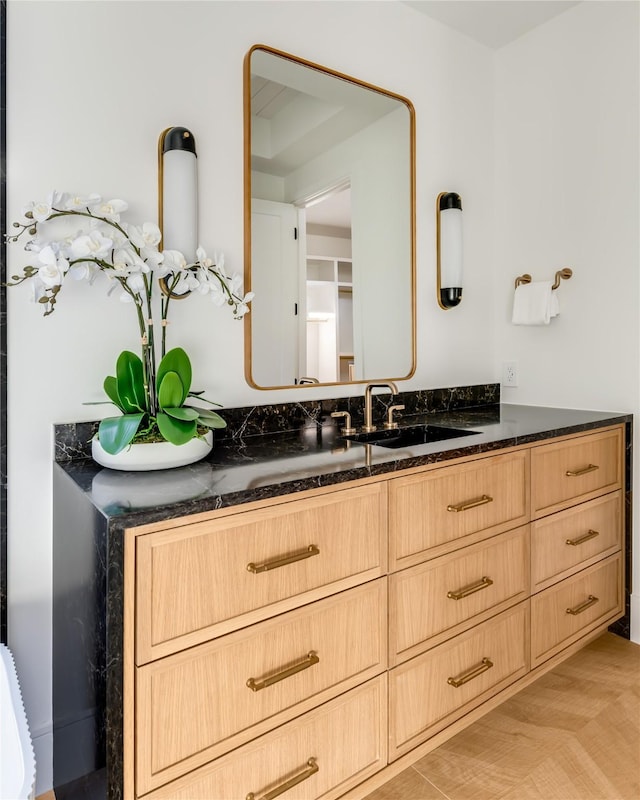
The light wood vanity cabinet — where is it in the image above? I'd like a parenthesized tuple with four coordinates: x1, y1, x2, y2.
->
(389, 449, 528, 570)
(124, 425, 624, 799)
(135, 483, 387, 663)
(128, 483, 389, 799)
(389, 603, 529, 760)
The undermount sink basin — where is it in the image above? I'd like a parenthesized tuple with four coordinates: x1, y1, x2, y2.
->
(343, 424, 479, 449)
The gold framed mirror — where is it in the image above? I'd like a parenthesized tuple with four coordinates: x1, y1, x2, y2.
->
(244, 44, 416, 389)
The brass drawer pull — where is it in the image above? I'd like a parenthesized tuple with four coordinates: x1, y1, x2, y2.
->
(447, 494, 493, 513)
(447, 576, 494, 600)
(566, 529, 600, 547)
(247, 544, 320, 574)
(246, 651, 319, 692)
(448, 657, 494, 688)
(566, 595, 599, 616)
(246, 757, 319, 800)
(565, 463, 599, 477)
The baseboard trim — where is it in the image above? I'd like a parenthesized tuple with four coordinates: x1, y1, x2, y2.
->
(630, 591, 640, 643)
(33, 728, 53, 798)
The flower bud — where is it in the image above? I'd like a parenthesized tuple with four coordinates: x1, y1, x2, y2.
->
(24, 211, 33, 219)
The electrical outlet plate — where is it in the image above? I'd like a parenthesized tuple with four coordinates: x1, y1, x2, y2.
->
(502, 361, 518, 387)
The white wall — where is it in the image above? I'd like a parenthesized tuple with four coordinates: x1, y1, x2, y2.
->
(493, 2, 640, 639)
(7, 2, 495, 791)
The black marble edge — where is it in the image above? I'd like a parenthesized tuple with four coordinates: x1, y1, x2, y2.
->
(106, 522, 124, 800)
(53, 383, 501, 463)
(79, 413, 632, 532)
(609, 417, 633, 639)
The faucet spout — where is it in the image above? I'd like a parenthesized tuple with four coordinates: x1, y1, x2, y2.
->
(362, 382, 398, 433)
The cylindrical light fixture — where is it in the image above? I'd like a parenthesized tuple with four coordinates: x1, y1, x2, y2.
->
(436, 191, 463, 309)
(158, 127, 198, 262)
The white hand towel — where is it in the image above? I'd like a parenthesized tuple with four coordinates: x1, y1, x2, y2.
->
(512, 281, 559, 325)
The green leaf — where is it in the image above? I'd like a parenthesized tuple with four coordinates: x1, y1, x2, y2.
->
(158, 371, 184, 410)
(115, 351, 147, 413)
(163, 406, 200, 422)
(156, 412, 197, 445)
(97, 413, 144, 455)
(187, 405, 227, 429)
(103, 375, 121, 409)
(157, 348, 191, 404)
(187, 391, 222, 408)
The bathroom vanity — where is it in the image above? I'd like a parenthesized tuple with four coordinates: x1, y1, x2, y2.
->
(52, 394, 631, 800)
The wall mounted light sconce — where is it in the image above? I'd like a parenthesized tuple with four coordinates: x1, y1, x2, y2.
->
(158, 127, 198, 261)
(436, 191, 463, 309)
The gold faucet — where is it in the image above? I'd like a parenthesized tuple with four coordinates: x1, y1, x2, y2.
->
(363, 382, 398, 432)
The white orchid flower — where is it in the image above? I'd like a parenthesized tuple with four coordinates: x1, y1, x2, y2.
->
(47, 190, 65, 207)
(184, 272, 200, 291)
(69, 262, 97, 282)
(208, 283, 226, 307)
(141, 222, 161, 247)
(170, 274, 193, 296)
(228, 273, 243, 296)
(126, 273, 146, 294)
(134, 254, 150, 275)
(112, 248, 138, 275)
(62, 193, 100, 212)
(194, 266, 212, 293)
(104, 226, 128, 250)
(127, 222, 162, 250)
(214, 251, 226, 277)
(31, 200, 53, 223)
(234, 301, 251, 318)
(153, 257, 171, 278)
(85, 195, 103, 212)
(69, 230, 113, 260)
(35, 246, 69, 287)
(24, 191, 65, 222)
(161, 249, 188, 271)
(96, 198, 128, 222)
(196, 246, 214, 268)
(140, 246, 163, 269)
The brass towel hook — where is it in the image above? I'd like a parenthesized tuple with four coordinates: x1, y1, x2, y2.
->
(552, 267, 573, 289)
(514, 267, 573, 290)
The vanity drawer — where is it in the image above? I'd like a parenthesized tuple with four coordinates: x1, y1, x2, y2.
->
(389, 603, 529, 760)
(389, 527, 529, 665)
(531, 555, 622, 668)
(531, 491, 622, 591)
(136, 483, 387, 662)
(531, 427, 623, 518)
(136, 580, 387, 794)
(389, 451, 529, 569)
(140, 675, 387, 800)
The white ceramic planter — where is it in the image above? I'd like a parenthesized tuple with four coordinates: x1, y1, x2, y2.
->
(91, 431, 213, 472)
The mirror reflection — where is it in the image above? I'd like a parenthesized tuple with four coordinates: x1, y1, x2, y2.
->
(244, 45, 415, 388)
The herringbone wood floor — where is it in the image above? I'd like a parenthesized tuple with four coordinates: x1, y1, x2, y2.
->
(364, 633, 640, 800)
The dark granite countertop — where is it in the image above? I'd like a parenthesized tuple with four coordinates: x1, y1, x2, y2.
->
(53, 403, 632, 529)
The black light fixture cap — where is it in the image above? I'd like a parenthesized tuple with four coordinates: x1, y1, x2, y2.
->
(439, 192, 462, 211)
(163, 127, 197, 157)
(440, 288, 462, 308)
